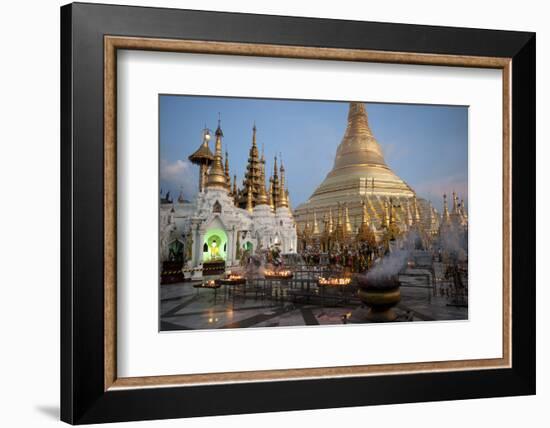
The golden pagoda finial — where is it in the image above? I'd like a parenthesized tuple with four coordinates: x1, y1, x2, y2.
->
(442, 193, 450, 223)
(255, 157, 269, 206)
(303, 211, 311, 237)
(312, 211, 320, 235)
(381, 198, 401, 241)
(278, 155, 289, 208)
(272, 156, 281, 208)
(252, 121, 257, 148)
(332, 203, 342, 243)
(205, 118, 228, 190)
(357, 199, 376, 245)
(452, 191, 459, 214)
(412, 195, 421, 224)
(238, 124, 263, 208)
(344, 203, 352, 236)
(322, 212, 329, 237)
(328, 208, 334, 235)
(384, 199, 391, 228)
(188, 126, 214, 192)
(279, 186, 288, 208)
(268, 178, 275, 212)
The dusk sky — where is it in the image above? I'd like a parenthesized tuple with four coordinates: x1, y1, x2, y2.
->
(159, 95, 468, 212)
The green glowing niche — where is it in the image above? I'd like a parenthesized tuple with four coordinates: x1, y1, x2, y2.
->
(202, 228, 228, 262)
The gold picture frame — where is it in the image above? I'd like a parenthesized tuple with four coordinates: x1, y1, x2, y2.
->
(103, 36, 512, 391)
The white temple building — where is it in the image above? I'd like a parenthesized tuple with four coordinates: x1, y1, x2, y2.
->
(160, 120, 297, 280)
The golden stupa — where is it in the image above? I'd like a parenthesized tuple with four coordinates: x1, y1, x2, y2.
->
(294, 102, 439, 239)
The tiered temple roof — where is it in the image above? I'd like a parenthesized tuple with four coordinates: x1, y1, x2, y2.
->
(189, 120, 292, 213)
(235, 126, 291, 211)
(238, 125, 263, 208)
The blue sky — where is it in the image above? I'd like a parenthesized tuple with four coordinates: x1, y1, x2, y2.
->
(159, 95, 468, 212)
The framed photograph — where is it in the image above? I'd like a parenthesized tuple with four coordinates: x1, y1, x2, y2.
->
(61, 2, 535, 424)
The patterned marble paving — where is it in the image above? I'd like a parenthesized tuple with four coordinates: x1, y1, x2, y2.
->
(160, 272, 467, 331)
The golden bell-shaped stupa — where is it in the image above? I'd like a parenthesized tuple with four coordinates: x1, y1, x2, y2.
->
(304, 102, 414, 206)
(295, 102, 438, 236)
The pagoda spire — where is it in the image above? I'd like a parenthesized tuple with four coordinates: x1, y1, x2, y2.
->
(382, 199, 390, 229)
(323, 212, 330, 237)
(332, 102, 387, 172)
(205, 118, 228, 190)
(255, 155, 269, 206)
(344, 203, 352, 236)
(188, 126, 214, 192)
(224, 150, 231, 189)
(303, 211, 311, 237)
(451, 191, 459, 214)
(252, 122, 257, 148)
(412, 195, 421, 224)
(272, 156, 281, 209)
(278, 157, 289, 208)
(327, 208, 334, 235)
(239, 123, 262, 208)
(357, 199, 376, 245)
(268, 178, 275, 212)
(442, 193, 451, 224)
(312, 211, 320, 235)
(333, 203, 342, 243)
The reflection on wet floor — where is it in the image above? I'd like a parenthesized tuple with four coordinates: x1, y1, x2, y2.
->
(160, 271, 467, 331)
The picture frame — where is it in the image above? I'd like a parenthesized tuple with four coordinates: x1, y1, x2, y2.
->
(61, 2, 535, 424)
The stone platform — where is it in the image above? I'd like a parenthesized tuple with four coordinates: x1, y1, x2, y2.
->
(160, 276, 467, 331)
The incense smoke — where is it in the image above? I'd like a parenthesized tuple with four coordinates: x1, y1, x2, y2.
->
(365, 249, 409, 281)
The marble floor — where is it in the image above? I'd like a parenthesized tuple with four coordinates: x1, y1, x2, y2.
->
(159, 267, 467, 331)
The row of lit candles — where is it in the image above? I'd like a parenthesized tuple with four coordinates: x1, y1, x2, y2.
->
(227, 273, 244, 281)
(318, 276, 352, 286)
(264, 269, 292, 277)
